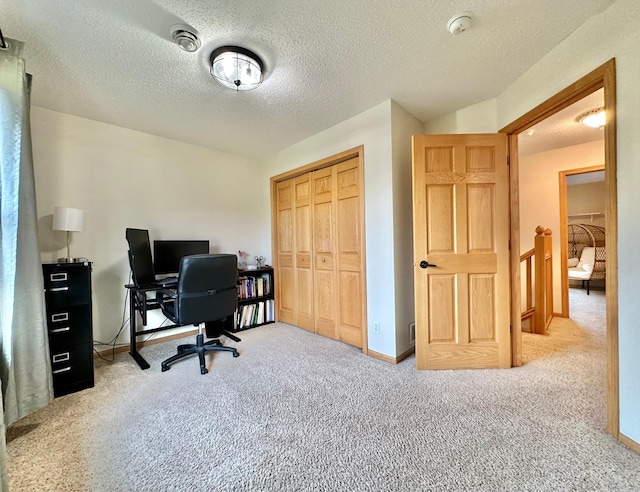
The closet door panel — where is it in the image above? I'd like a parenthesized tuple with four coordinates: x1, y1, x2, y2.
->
(312, 167, 337, 339)
(336, 158, 363, 347)
(276, 178, 295, 324)
(338, 270, 363, 347)
(315, 269, 336, 338)
(295, 174, 314, 331)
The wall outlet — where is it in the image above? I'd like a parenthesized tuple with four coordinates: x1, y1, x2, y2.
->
(373, 322, 380, 334)
(409, 322, 415, 345)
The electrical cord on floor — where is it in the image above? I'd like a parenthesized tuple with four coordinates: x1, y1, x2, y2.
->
(93, 271, 132, 362)
(92, 272, 177, 361)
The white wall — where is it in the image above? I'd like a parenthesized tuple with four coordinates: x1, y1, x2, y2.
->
(262, 101, 398, 357)
(32, 107, 264, 347)
(519, 140, 604, 312)
(425, 98, 498, 135)
(423, 0, 640, 444)
(567, 180, 606, 228)
(391, 102, 423, 353)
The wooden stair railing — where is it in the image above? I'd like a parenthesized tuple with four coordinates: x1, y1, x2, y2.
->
(520, 226, 554, 334)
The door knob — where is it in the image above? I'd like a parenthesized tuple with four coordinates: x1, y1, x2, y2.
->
(419, 260, 437, 269)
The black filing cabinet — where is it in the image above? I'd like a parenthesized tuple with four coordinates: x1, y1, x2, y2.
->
(42, 261, 94, 397)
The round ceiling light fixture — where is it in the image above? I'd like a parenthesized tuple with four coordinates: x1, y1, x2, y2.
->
(576, 107, 606, 129)
(170, 24, 201, 53)
(210, 46, 264, 91)
(447, 12, 473, 35)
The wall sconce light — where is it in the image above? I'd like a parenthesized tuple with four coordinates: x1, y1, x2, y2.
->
(52, 207, 84, 262)
(210, 46, 264, 91)
(576, 107, 606, 129)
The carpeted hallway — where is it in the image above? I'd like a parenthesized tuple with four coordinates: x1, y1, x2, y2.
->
(7, 288, 640, 491)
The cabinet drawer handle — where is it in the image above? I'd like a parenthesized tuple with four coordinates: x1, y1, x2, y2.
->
(50, 326, 71, 334)
(50, 273, 68, 282)
(50, 287, 69, 292)
(51, 312, 69, 322)
(53, 366, 71, 375)
(52, 352, 70, 363)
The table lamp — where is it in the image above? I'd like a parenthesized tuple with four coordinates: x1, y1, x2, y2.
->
(52, 207, 83, 262)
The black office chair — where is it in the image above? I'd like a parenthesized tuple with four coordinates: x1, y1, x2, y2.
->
(158, 253, 240, 374)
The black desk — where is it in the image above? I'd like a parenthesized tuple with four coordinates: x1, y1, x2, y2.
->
(125, 283, 181, 369)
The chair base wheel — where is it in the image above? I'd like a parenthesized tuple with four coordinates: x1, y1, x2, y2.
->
(160, 333, 239, 374)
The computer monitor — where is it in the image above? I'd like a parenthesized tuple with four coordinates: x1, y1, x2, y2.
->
(125, 228, 156, 287)
(153, 240, 210, 275)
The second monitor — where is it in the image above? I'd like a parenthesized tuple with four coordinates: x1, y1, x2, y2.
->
(153, 240, 210, 275)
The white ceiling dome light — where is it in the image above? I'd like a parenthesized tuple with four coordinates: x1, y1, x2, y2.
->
(170, 24, 201, 53)
(447, 12, 473, 35)
(576, 107, 606, 129)
(210, 46, 264, 91)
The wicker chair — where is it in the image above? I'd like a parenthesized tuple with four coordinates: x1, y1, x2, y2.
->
(567, 223, 605, 294)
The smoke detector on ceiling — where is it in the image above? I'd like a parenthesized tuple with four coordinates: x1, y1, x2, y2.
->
(447, 12, 473, 35)
(170, 24, 201, 52)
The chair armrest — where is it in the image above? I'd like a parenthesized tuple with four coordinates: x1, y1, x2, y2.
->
(155, 288, 177, 304)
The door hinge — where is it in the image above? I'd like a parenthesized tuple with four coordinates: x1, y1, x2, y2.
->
(510, 325, 513, 334)
(508, 240, 511, 250)
(507, 155, 511, 166)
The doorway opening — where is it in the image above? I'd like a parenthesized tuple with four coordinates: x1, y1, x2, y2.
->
(517, 88, 605, 354)
(501, 59, 618, 437)
(561, 167, 606, 316)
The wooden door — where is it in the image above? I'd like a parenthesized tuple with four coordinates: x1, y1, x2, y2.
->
(294, 174, 314, 331)
(335, 158, 364, 347)
(275, 178, 295, 324)
(312, 167, 338, 339)
(412, 134, 510, 369)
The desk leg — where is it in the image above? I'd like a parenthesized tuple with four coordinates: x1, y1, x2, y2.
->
(129, 291, 150, 370)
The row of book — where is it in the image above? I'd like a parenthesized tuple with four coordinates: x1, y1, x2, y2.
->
(235, 299, 275, 329)
(238, 274, 272, 299)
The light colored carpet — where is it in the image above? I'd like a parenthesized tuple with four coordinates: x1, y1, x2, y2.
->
(7, 288, 640, 491)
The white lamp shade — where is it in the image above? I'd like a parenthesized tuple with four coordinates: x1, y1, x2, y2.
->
(52, 207, 83, 232)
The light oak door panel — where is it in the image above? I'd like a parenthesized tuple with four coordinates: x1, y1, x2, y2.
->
(335, 158, 363, 347)
(312, 167, 337, 339)
(294, 174, 314, 331)
(413, 134, 510, 370)
(276, 178, 295, 324)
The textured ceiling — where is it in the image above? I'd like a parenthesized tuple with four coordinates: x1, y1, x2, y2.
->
(2, 0, 614, 159)
(518, 89, 605, 156)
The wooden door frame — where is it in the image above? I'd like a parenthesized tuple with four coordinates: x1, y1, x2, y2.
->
(558, 164, 605, 318)
(270, 145, 368, 354)
(500, 58, 618, 437)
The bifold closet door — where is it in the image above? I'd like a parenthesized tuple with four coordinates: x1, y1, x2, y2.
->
(294, 174, 314, 331)
(275, 178, 295, 324)
(312, 167, 338, 339)
(335, 157, 363, 348)
(273, 154, 364, 349)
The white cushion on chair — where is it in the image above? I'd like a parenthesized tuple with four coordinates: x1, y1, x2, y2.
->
(568, 267, 592, 280)
(581, 262, 594, 273)
(567, 257, 579, 267)
(568, 247, 595, 280)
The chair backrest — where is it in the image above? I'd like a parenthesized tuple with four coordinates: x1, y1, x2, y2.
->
(174, 254, 238, 325)
(125, 228, 155, 286)
(578, 246, 595, 273)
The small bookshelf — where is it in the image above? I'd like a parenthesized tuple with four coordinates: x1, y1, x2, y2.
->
(234, 267, 275, 331)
